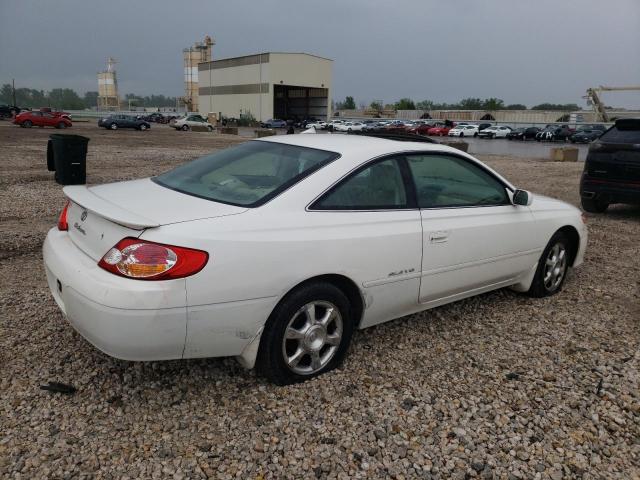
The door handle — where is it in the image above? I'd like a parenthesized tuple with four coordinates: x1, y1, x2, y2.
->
(429, 231, 449, 243)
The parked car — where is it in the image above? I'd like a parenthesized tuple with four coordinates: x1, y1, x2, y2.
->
(99, 114, 151, 131)
(335, 121, 365, 132)
(44, 135, 587, 384)
(306, 121, 327, 130)
(536, 125, 573, 142)
(406, 123, 435, 135)
(261, 119, 287, 128)
(506, 127, 540, 141)
(144, 112, 167, 123)
(39, 107, 71, 120)
(477, 123, 492, 131)
(14, 110, 72, 129)
(427, 125, 451, 136)
(570, 129, 603, 144)
(171, 114, 214, 131)
(478, 125, 512, 139)
(0, 104, 21, 118)
(580, 118, 640, 213)
(448, 124, 479, 137)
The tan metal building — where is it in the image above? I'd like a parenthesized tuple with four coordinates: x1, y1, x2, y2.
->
(198, 52, 332, 122)
(183, 36, 214, 113)
(97, 57, 120, 111)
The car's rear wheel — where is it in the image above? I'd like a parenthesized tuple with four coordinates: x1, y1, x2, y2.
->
(23, 120, 33, 128)
(459, 132, 464, 137)
(474, 132, 478, 137)
(207, 125, 214, 132)
(110, 123, 118, 130)
(581, 197, 609, 213)
(181, 124, 189, 131)
(528, 232, 571, 298)
(257, 282, 353, 385)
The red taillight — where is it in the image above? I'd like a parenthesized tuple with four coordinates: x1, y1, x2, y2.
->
(58, 200, 70, 231)
(98, 238, 208, 280)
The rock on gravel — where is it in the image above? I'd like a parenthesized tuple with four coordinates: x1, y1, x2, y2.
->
(1, 123, 639, 479)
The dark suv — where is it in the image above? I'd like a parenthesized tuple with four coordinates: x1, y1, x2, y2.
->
(580, 118, 640, 212)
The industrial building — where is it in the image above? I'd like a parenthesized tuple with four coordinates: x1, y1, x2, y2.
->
(183, 36, 214, 113)
(97, 57, 120, 111)
(197, 52, 332, 122)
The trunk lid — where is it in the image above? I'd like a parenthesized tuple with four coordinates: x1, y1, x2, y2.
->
(63, 178, 247, 260)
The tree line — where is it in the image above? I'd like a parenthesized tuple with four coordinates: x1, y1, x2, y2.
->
(0, 84, 178, 110)
(335, 95, 580, 112)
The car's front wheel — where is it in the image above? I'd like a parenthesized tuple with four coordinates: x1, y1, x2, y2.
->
(23, 120, 33, 128)
(139, 124, 148, 131)
(257, 282, 353, 385)
(110, 123, 118, 130)
(528, 232, 571, 298)
(181, 124, 189, 131)
(57, 121, 66, 129)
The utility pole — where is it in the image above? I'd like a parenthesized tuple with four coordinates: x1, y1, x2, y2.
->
(11, 79, 17, 106)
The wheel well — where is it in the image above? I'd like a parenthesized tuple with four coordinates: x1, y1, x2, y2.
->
(557, 225, 580, 266)
(281, 274, 365, 327)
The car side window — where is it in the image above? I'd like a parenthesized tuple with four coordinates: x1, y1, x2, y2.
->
(406, 154, 509, 208)
(312, 158, 408, 210)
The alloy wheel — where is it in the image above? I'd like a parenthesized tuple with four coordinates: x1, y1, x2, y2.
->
(543, 243, 567, 291)
(282, 301, 343, 375)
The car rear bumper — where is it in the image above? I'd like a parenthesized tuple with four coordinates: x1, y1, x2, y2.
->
(581, 176, 640, 205)
(43, 228, 275, 362)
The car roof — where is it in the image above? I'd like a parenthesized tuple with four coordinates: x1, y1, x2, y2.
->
(259, 132, 469, 158)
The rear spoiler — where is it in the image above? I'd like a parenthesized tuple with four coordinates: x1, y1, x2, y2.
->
(63, 185, 160, 230)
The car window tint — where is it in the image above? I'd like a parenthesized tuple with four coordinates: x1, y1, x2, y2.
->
(407, 154, 509, 208)
(313, 159, 407, 210)
(154, 141, 339, 207)
(600, 126, 640, 143)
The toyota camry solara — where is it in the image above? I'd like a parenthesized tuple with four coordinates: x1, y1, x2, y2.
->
(43, 135, 587, 384)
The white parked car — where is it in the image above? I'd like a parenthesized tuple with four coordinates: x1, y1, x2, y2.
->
(478, 125, 512, 139)
(335, 121, 365, 132)
(448, 124, 479, 137)
(306, 121, 327, 130)
(171, 114, 214, 132)
(43, 135, 587, 384)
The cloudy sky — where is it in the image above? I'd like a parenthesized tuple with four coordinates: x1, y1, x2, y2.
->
(1, 0, 639, 108)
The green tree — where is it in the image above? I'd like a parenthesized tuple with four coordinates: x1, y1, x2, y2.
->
(505, 103, 527, 110)
(343, 96, 356, 109)
(458, 97, 484, 109)
(83, 91, 99, 108)
(531, 103, 580, 111)
(395, 98, 416, 110)
(369, 100, 383, 111)
(481, 98, 504, 110)
(48, 88, 85, 109)
(416, 99, 434, 110)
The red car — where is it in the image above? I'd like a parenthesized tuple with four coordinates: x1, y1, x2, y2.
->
(406, 123, 434, 135)
(14, 111, 72, 129)
(426, 125, 451, 136)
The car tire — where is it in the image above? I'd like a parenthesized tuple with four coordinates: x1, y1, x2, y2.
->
(207, 125, 214, 132)
(474, 132, 478, 137)
(257, 282, 354, 385)
(581, 197, 609, 213)
(181, 125, 189, 131)
(110, 123, 118, 130)
(56, 122, 66, 129)
(139, 124, 147, 131)
(459, 132, 464, 137)
(23, 120, 33, 128)
(527, 231, 571, 298)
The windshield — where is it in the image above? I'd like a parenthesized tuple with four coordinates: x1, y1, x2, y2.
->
(599, 126, 640, 144)
(153, 141, 339, 207)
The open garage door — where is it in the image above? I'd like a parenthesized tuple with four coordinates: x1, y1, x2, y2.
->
(274, 85, 328, 121)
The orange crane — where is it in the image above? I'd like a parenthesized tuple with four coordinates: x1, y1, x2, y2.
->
(584, 85, 640, 122)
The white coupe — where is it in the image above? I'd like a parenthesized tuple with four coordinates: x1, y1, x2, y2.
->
(448, 125, 479, 137)
(44, 135, 587, 384)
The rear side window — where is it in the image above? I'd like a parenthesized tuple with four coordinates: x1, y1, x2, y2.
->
(154, 141, 339, 207)
(406, 154, 509, 208)
(600, 126, 640, 144)
(312, 158, 408, 210)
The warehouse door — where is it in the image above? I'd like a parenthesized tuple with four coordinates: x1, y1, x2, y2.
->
(274, 85, 328, 121)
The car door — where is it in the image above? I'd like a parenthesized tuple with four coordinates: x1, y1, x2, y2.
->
(404, 152, 541, 304)
(31, 112, 44, 126)
(310, 157, 423, 328)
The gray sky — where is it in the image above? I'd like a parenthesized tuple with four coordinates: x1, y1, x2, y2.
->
(1, 0, 639, 108)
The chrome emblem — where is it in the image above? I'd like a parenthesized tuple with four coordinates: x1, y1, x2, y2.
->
(80, 210, 88, 221)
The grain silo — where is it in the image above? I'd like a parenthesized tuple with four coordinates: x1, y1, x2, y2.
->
(97, 57, 120, 111)
(182, 36, 214, 112)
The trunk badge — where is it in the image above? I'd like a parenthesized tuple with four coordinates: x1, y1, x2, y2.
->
(80, 210, 88, 221)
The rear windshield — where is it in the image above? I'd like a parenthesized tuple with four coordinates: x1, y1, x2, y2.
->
(600, 126, 640, 144)
(153, 141, 339, 207)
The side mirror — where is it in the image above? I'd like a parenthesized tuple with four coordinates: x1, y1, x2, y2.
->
(513, 189, 533, 206)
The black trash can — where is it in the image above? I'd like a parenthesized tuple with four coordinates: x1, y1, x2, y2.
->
(48, 134, 89, 185)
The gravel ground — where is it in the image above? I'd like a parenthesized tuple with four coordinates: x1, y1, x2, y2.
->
(1, 122, 638, 479)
